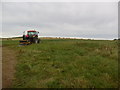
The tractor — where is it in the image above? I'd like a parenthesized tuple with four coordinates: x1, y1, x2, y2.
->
(19, 30, 40, 45)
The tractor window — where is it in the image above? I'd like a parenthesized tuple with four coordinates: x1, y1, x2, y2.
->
(28, 32, 38, 35)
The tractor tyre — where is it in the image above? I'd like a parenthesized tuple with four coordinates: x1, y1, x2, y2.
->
(38, 39, 40, 43)
(35, 39, 38, 44)
(23, 35, 25, 40)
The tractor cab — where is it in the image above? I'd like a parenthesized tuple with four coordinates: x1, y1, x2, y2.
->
(19, 30, 40, 45)
(23, 30, 39, 40)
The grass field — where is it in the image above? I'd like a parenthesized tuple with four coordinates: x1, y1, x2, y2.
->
(2, 38, 118, 88)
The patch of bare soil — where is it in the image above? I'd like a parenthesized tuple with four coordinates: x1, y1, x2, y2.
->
(0, 46, 2, 89)
(2, 47, 17, 88)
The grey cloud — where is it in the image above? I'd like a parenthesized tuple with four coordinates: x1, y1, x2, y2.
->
(2, 2, 118, 39)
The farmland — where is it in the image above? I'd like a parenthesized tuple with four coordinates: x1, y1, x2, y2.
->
(2, 38, 118, 88)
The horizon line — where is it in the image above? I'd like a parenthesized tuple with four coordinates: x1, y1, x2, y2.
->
(0, 35, 118, 40)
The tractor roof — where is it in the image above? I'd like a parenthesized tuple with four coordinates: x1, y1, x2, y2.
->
(23, 30, 39, 34)
(27, 30, 36, 32)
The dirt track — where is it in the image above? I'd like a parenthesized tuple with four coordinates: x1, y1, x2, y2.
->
(0, 46, 2, 89)
(2, 47, 17, 88)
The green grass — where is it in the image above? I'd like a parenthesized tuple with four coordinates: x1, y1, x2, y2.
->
(2, 39, 118, 88)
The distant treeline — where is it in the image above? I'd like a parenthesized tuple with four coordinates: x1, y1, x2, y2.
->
(114, 38, 120, 40)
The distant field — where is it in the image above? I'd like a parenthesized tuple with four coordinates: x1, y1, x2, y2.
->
(2, 39, 118, 88)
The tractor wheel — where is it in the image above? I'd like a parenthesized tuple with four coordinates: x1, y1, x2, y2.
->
(38, 39, 41, 43)
(35, 39, 38, 44)
(23, 35, 25, 40)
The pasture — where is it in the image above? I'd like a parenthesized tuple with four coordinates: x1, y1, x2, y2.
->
(2, 38, 118, 88)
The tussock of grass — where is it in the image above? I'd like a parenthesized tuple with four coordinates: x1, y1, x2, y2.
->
(2, 39, 118, 88)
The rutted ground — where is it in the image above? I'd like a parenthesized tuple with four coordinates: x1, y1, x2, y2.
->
(2, 46, 17, 88)
(0, 46, 2, 89)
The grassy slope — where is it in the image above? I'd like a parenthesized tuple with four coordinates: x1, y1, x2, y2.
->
(2, 39, 118, 88)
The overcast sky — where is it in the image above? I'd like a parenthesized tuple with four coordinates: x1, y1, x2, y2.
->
(1, 2, 118, 39)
